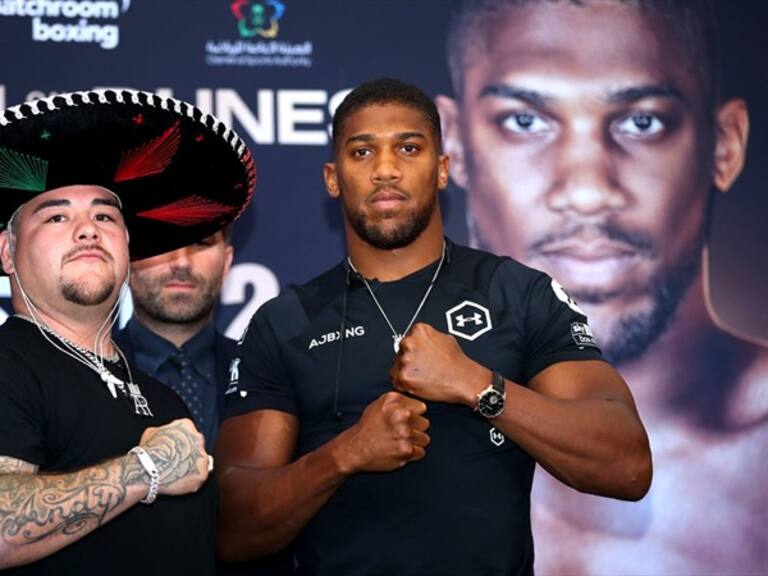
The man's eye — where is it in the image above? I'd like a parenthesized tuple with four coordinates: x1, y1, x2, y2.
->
(615, 113, 664, 137)
(45, 214, 66, 223)
(500, 111, 551, 135)
(353, 148, 372, 158)
(95, 213, 116, 222)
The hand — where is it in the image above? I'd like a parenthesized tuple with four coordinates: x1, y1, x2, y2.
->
(335, 392, 430, 474)
(390, 322, 490, 407)
(139, 418, 209, 495)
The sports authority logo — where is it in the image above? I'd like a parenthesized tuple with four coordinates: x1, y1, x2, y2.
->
(550, 278, 586, 316)
(231, 0, 284, 39)
(446, 300, 492, 341)
(205, 0, 313, 68)
(489, 427, 505, 447)
(571, 322, 598, 348)
(0, 0, 132, 50)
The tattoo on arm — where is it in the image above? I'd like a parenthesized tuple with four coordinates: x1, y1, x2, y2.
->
(0, 457, 38, 475)
(143, 421, 203, 488)
(0, 455, 145, 549)
(0, 422, 203, 555)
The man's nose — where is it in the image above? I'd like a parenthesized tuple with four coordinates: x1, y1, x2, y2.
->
(371, 149, 402, 184)
(546, 127, 629, 217)
(169, 248, 192, 270)
(74, 216, 100, 242)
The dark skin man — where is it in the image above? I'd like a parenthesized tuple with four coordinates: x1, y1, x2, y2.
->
(215, 96, 651, 571)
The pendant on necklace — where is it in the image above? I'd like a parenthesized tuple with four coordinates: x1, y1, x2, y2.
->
(393, 334, 403, 353)
(100, 369, 121, 399)
(128, 383, 153, 417)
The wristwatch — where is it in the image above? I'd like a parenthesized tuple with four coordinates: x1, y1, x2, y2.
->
(475, 370, 506, 418)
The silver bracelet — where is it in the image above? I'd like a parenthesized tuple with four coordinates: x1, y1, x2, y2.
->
(128, 446, 160, 505)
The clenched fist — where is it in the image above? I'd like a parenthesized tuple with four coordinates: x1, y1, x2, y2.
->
(335, 392, 431, 474)
(390, 322, 491, 407)
(139, 418, 210, 495)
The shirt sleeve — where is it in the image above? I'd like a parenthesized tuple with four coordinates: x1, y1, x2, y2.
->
(223, 296, 299, 419)
(0, 347, 46, 465)
(522, 272, 604, 381)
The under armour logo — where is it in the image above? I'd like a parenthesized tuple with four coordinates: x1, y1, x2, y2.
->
(489, 427, 505, 447)
(446, 300, 492, 341)
(455, 312, 483, 327)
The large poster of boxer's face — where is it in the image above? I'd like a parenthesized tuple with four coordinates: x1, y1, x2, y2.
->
(438, 1, 766, 574)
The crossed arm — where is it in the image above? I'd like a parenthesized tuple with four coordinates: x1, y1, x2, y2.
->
(217, 323, 652, 562)
(0, 418, 209, 569)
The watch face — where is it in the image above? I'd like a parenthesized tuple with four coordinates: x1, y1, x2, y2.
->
(478, 389, 505, 418)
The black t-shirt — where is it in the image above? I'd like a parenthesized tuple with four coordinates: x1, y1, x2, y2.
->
(0, 317, 216, 576)
(225, 241, 604, 576)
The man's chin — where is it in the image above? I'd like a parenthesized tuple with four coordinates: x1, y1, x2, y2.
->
(154, 302, 212, 325)
(61, 283, 116, 307)
(581, 293, 678, 365)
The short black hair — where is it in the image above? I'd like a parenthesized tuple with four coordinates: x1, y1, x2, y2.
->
(446, 0, 719, 107)
(332, 78, 442, 151)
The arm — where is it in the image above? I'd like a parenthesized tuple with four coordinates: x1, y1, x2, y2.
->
(391, 323, 652, 501)
(0, 418, 209, 569)
(215, 393, 430, 562)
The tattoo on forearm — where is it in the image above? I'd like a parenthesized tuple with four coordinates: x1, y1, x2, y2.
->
(0, 465, 125, 546)
(0, 455, 149, 548)
(0, 423, 202, 550)
(0, 457, 38, 475)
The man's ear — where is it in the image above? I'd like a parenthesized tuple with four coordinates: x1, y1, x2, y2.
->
(0, 231, 15, 276)
(436, 94, 469, 189)
(437, 154, 450, 191)
(324, 162, 340, 198)
(713, 98, 749, 192)
(223, 244, 234, 278)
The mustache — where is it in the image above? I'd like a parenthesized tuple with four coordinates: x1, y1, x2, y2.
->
(366, 184, 409, 200)
(157, 269, 202, 285)
(528, 223, 655, 257)
(62, 244, 112, 262)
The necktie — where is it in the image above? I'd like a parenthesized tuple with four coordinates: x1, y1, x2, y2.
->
(169, 350, 205, 426)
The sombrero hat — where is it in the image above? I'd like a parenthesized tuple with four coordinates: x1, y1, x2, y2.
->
(0, 89, 255, 264)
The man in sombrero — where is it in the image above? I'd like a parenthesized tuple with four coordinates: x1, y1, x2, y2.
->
(0, 89, 254, 574)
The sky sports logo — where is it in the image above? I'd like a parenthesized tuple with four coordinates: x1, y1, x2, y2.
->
(0, 0, 132, 49)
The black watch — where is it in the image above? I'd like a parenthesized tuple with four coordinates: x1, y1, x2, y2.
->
(475, 370, 506, 418)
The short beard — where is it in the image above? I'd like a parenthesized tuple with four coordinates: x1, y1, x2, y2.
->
(348, 192, 437, 250)
(470, 216, 702, 365)
(61, 277, 116, 306)
(595, 252, 700, 364)
(132, 270, 219, 326)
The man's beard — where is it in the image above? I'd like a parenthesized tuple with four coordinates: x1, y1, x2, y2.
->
(132, 269, 220, 325)
(59, 245, 117, 306)
(471, 218, 702, 365)
(579, 250, 700, 364)
(348, 191, 437, 250)
(61, 276, 116, 306)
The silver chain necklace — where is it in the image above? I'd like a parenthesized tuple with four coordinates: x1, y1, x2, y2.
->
(347, 241, 446, 353)
(14, 314, 153, 417)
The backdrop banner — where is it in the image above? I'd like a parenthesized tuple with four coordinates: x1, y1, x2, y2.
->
(1, 1, 766, 574)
